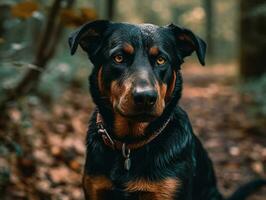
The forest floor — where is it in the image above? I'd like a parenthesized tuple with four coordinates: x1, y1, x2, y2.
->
(0, 63, 265, 200)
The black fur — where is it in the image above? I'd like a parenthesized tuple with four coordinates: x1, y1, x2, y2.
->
(69, 20, 265, 200)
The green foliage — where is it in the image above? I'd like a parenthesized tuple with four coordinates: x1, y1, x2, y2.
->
(0, 62, 24, 102)
(37, 39, 92, 100)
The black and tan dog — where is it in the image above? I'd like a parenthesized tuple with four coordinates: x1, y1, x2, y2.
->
(69, 20, 265, 200)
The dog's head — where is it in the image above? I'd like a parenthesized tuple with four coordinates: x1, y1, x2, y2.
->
(69, 20, 206, 122)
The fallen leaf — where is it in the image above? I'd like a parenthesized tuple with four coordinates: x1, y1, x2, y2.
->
(11, 1, 39, 19)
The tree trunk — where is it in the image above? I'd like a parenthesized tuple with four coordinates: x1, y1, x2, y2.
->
(204, 0, 214, 58)
(240, 0, 266, 78)
(0, 5, 10, 37)
(4, 0, 75, 103)
(107, 0, 115, 20)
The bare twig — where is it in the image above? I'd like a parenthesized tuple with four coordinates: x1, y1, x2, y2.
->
(1, 0, 75, 107)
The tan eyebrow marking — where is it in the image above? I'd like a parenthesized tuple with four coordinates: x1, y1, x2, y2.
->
(123, 43, 134, 54)
(149, 46, 159, 56)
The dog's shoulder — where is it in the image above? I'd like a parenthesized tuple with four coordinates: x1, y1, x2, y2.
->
(171, 106, 194, 135)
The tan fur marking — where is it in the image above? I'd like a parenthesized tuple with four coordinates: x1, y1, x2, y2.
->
(139, 192, 157, 200)
(98, 66, 104, 94)
(110, 80, 131, 113)
(154, 81, 166, 116)
(125, 178, 181, 200)
(110, 80, 149, 138)
(165, 71, 176, 101)
(114, 112, 148, 138)
(149, 46, 159, 56)
(110, 80, 122, 104)
(123, 43, 134, 54)
(130, 122, 148, 136)
(83, 175, 113, 200)
(113, 113, 129, 137)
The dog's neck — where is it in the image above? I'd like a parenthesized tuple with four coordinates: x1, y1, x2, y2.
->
(113, 112, 149, 138)
(95, 108, 172, 151)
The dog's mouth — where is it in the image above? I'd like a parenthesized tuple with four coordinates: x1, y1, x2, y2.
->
(115, 105, 157, 122)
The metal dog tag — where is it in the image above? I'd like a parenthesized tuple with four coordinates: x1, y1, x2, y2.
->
(122, 143, 131, 170)
(124, 157, 131, 170)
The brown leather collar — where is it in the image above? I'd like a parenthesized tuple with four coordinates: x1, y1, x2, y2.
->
(96, 111, 171, 151)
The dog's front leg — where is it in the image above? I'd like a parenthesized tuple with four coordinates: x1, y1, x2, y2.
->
(83, 175, 113, 200)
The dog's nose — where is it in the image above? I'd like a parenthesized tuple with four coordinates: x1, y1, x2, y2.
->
(132, 87, 158, 107)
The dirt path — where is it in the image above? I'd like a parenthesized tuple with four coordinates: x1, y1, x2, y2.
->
(1, 63, 265, 200)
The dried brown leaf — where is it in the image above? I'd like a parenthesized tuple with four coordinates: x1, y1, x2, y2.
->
(11, 1, 38, 19)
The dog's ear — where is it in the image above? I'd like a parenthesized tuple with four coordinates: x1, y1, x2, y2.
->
(167, 24, 207, 66)
(68, 20, 110, 56)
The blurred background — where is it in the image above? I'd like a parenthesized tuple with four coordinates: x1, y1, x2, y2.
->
(0, 0, 265, 199)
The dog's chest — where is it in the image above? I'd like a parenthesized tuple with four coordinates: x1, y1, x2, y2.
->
(84, 147, 181, 199)
(83, 173, 180, 200)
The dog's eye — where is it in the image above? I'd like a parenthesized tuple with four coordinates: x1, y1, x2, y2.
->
(156, 57, 166, 65)
(113, 55, 124, 64)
